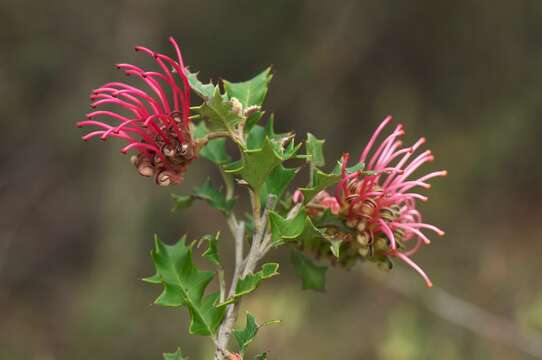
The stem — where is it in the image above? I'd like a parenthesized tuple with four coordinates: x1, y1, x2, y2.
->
(214, 194, 277, 359)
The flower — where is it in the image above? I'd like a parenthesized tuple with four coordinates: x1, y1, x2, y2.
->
(77, 37, 194, 186)
(312, 116, 446, 287)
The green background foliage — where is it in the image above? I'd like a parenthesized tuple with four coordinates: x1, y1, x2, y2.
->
(2, 1, 542, 359)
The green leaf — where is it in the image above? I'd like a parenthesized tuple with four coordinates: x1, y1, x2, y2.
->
(254, 353, 269, 360)
(246, 124, 266, 150)
(147, 235, 226, 336)
(333, 159, 365, 176)
(233, 313, 259, 354)
(268, 209, 328, 249)
(198, 233, 221, 266)
(298, 168, 341, 203)
(233, 263, 279, 299)
(329, 239, 342, 258)
(260, 165, 299, 204)
(193, 122, 231, 165)
(233, 313, 279, 356)
(312, 209, 353, 234)
(192, 178, 235, 215)
(245, 110, 265, 133)
(269, 209, 306, 245)
(186, 69, 215, 100)
(163, 348, 189, 360)
(223, 67, 272, 108)
(290, 250, 327, 292)
(306, 133, 326, 167)
(171, 194, 194, 211)
(226, 137, 285, 192)
(196, 87, 244, 133)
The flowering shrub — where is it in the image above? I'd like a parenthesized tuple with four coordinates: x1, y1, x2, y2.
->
(78, 37, 446, 359)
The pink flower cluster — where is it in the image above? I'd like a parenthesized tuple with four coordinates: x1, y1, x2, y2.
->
(314, 116, 446, 287)
(77, 37, 193, 186)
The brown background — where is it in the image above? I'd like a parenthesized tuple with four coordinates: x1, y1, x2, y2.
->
(1, 1, 542, 359)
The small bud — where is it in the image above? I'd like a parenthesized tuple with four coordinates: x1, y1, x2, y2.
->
(162, 145, 176, 157)
(138, 164, 155, 177)
(356, 221, 366, 233)
(156, 170, 182, 186)
(292, 190, 304, 203)
(356, 232, 370, 246)
(230, 97, 243, 117)
(345, 218, 359, 228)
(130, 155, 139, 166)
(358, 247, 369, 257)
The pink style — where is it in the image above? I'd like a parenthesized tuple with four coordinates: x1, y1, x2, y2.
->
(77, 37, 194, 186)
(323, 116, 446, 287)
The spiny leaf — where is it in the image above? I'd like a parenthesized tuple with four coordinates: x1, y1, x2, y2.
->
(306, 133, 326, 167)
(245, 110, 265, 133)
(268, 209, 328, 249)
(193, 122, 231, 165)
(147, 235, 226, 336)
(233, 313, 258, 354)
(233, 312, 280, 356)
(196, 87, 244, 133)
(163, 348, 189, 360)
(192, 178, 235, 215)
(223, 67, 272, 108)
(290, 250, 327, 292)
(298, 170, 341, 203)
(329, 239, 342, 258)
(234, 263, 279, 298)
(260, 165, 299, 205)
(225, 137, 285, 192)
(198, 233, 221, 266)
(186, 69, 215, 100)
(171, 194, 194, 211)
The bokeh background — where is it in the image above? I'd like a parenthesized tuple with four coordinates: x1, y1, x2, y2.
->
(2, 1, 542, 359)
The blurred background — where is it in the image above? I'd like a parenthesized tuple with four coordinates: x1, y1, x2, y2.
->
(2, 0, 542, 359)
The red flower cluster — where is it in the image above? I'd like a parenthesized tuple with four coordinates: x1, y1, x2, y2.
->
(77, 37, 194, 186)
(314, 116, 446, 287)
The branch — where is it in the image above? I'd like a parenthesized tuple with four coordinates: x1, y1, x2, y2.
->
(364, 268, 542, 359)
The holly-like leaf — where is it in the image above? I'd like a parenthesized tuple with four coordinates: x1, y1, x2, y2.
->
(147, 236, 226, 336)
(233, 263, 279, 299)
(290, 250, 327, 292)
(268, 209, 328, 249)
(171, 194, 194, 211)
(193, 122, 231, 165)
(306, 133, 326, 167)
(233, 313, 279, 356)
(233, 313, 258, 354)
(192, 178, 235, 215)
(312, 209, 353, 234)
(223, 67, 272, 108)
(329, 239, 342, 258)
(226, 137, 285, 192)
(260, 165, 299, 204)
(163, 348, 189, 360)
(332, 158, 365, 176)
(298, 170, 341, 203)
(196, 87, 244, 133)
(198, 233, 221, 266)
(269, 209, 306, 246)
(245, 110, 265, 133)
(186, 69, 215, 100)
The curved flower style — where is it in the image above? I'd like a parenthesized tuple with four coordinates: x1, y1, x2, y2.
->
(314, 116, 446, 287)
(77, 37, 193, 186)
